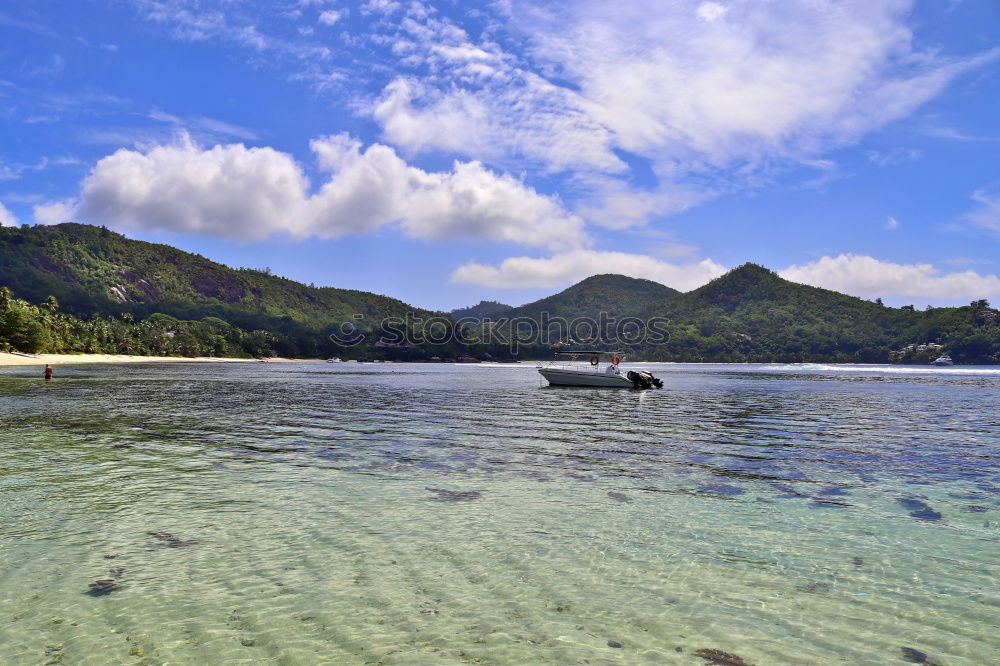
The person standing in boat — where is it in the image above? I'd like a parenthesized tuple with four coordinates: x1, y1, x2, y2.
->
(605, 363, 620, 376)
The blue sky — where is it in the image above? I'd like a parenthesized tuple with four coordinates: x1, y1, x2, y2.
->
(1, 0, 999, 310)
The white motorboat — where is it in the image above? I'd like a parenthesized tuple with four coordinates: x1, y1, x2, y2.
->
(326, 357, 343, 363)
(932, 355, 954, 366)
(537, 351, 663, 389)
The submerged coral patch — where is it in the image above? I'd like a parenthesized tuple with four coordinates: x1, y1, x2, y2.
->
(896, 497, 943, 521)
(86, 579, 119, 596)
(148, 531, 198, 547)
(694, 648, 756, 666)
(425, 487, 482, 502)
(901, 647, 928, 663)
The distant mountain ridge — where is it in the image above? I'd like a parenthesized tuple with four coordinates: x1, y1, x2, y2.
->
(639, 263, 928, 362)
(446, 264, 997, 363)
(2, 223, 998, 363)
(505, 274, 679, 321)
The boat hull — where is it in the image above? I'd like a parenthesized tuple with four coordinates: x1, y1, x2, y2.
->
(537, 367, 634, 387)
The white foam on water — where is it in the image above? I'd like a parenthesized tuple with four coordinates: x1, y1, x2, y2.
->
(761, 363, 1000, 376)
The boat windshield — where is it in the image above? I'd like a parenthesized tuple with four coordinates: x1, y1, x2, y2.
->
(547, 351, 625, 371)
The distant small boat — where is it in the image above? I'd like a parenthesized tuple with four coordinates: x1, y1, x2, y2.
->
(537, 351, 663, 389)
(326, 357, 342, 363)
(932, 355, 953, 366)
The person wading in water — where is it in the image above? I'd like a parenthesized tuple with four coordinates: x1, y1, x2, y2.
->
(44, 364, 53, 381)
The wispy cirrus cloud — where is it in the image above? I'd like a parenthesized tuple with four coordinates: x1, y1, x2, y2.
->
(0, 9, 61, 39)
(77, 109, 258, 148)
(965, 185, 1000, 233)
(364, 0, 998, 227)
(1, 78, 132, 126)
(132, 0, 333, 60)
(371, 76, 624, 175)
(920, 126, 1000, 143)
(510, 1, 996, 169)
(147, 109, 261, 142)
(0, 155, 83, 181)
(867, 147, 923, 166)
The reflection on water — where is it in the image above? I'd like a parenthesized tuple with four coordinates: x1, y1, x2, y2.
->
(0, 362, 997, 664)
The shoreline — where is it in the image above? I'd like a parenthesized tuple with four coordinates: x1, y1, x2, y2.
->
(3, 354, 994, 368)
(0, 353, 308, 367)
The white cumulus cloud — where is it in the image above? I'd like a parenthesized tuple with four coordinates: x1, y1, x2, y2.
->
(69, 134, 586, 249)
(697, 2, 728, 22)
(0, 201, 18, 226)
(34, 199, 76, 225)
(76, 136, 309, 240)
(318, 10, 341, 26)
(450, 250, 726, 290)
(307, 134, 585, 248)
(780, 254, 1000, 301)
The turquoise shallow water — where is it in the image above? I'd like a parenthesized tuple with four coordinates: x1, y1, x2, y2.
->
(0, 362, 997, 665)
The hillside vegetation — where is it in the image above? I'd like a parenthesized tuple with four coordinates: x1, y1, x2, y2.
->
(643, 264, 999, 363)
(450, 266, 999, 363)
(0, 223, 434, 358)
(505, 274, 679, 322)
(0, 287, 273, 357)
(643, 264, 917, 362)
(2, 224, 997, 363)
(449, 300, 513, 321)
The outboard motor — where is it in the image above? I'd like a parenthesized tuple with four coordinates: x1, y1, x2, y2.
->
(627, 370, 663, 389)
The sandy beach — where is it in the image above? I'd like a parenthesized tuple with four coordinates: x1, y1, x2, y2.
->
(0, 353, 303, 367)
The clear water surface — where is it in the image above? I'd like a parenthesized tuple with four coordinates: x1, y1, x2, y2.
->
(0, 362, 997, 665)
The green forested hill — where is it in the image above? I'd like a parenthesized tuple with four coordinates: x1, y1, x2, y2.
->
(0, 223, 430, 323)
(1, 224, 997, 362)
(637, 264, 998, 363)
(449, 300, 513, 321)
(506, 274, 679, 321)
(0, 224, 446, 356)
(642, 264, 916, 362)
(0, 223, 434, 357)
